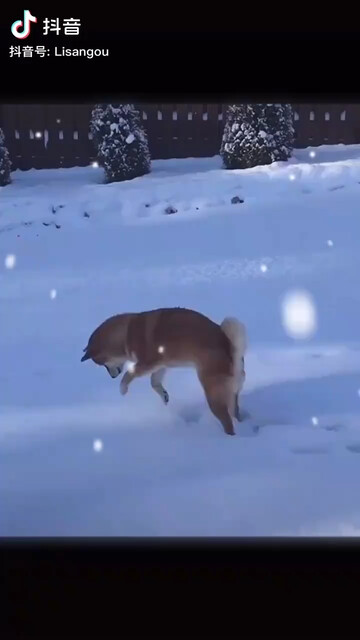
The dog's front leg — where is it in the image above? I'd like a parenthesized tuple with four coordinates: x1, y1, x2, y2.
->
(120, 362, 156, 396)
(120, 370, 133, 395)
(150, 367, 169, 404)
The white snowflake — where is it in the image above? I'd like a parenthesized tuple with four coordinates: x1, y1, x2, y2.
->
(35, 131, 42, 139)
(92, 161, 99, 168)
(260, 264, 268, 273)
(281, 289, 317, 339)
(93, 439, 103, 452)
(126, 133, 135, 144)
(49, 289, 57, 300)
(327, 240, 334, 247)
(309, 150, 316, 158)
(158, 345, 165, 354)
(289, 173, 296, 181)
(311, 416, 319, 426)
(5, 254, 16, 269)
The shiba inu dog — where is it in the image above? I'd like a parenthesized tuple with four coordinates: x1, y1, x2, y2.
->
(81, 307, 247, 436)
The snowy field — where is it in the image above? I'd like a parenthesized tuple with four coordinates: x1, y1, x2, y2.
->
(2, 144, 360, 536)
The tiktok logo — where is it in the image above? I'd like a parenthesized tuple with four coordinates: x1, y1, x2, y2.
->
(11, 10, 37, 39)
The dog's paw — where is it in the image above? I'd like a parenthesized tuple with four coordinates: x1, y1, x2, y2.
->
(235, 408, 250, 423)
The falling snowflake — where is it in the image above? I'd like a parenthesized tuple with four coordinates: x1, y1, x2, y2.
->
(35, 131, 42, 138)
(357, 389, 360, 398)
(49, 289, 57, 300)
(260, 264, 268, 273)
(125, 361, 136, 373)
(92, 161, 99, 168)
(93, 439, 103, 452)
(281, 289, 317, 339)
(289, 173, 296, 181)
(309, 150, 316, 158)
(327, 240, 334, 247)
(5, 254, 16, 269)
(311, 416, 319, 426)
(158, 345, 165, 354)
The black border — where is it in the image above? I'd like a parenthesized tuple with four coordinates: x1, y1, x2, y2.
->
(1, 20, 360, 101)
(3, 538, 360, 638)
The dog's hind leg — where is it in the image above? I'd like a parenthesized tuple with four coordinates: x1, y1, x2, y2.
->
(198, 374, 235, 436)
(233, 365, 246, 421)
(234, 392, 242, 422)
(205, 389, 235, 436)
(151, 367, 169, 405)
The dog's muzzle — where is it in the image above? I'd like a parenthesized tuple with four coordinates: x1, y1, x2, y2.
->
(106, 365, 123, 378)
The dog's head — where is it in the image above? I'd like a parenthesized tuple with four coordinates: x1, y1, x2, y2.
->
(80, 313, 134, 379)
(81, 347, 125, 378)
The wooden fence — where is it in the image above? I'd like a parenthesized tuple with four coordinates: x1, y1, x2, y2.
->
(1, 103, 360, 171)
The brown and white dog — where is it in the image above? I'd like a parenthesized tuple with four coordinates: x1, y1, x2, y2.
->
(81, 307, 247, 435)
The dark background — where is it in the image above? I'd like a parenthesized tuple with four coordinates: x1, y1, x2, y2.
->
(1, 12, 359, 101)
(1, 13, 360, 639)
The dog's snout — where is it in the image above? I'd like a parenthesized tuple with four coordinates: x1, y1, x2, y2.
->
(105, 365, 121, 378)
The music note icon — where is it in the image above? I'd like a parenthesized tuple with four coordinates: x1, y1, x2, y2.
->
(11, 10, 37, 39)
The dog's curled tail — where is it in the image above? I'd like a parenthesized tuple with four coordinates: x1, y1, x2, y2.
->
(221, 316, 247, 374)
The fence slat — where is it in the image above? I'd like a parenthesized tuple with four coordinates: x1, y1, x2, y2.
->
(1, 105, 21, 168)
(26, 104, 47, 169)
(17, 105, 34, 170)
(60, 106, 76, 168)
(73, 104, 94, 166)
(176, 104, 191, 157)
(44, 105, 65, 168)
(158, 105, 173, 159)
(142, 104, 161, 158)
(141, 103, 158, 130)
(206, 104, 220, 157)
(339, 105, 360, 144)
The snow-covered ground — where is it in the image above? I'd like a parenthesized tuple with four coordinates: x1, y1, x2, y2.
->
(2, 144, 360, 536)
